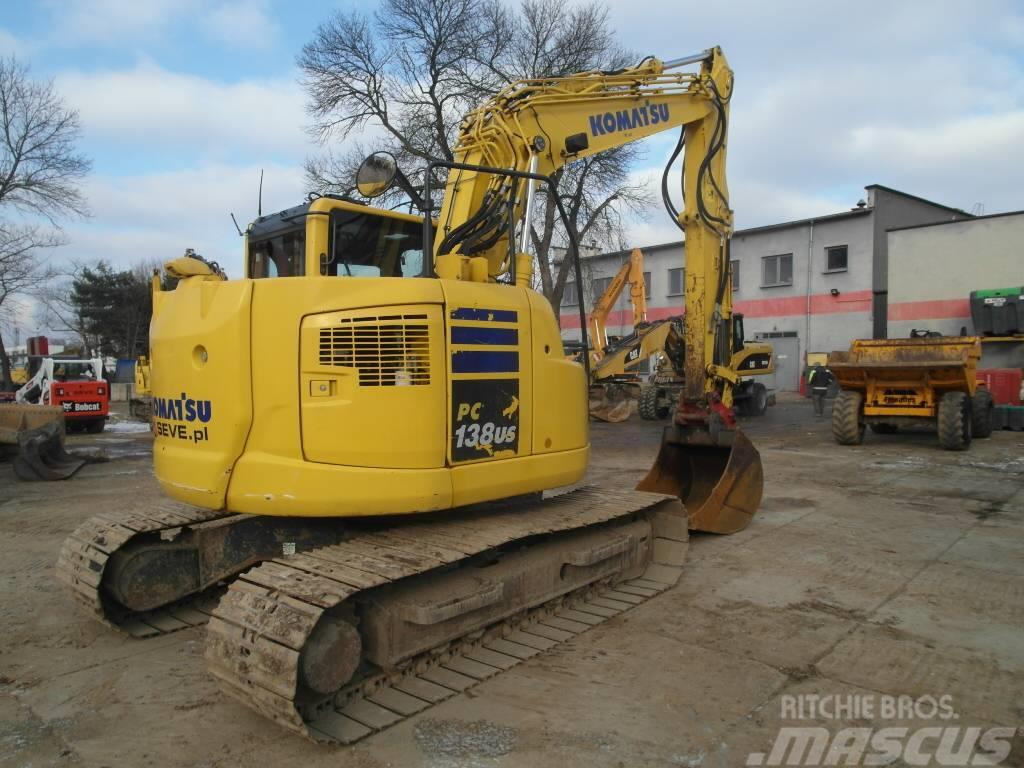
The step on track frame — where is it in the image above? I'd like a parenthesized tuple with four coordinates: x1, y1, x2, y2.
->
(204, 487, 689, 744)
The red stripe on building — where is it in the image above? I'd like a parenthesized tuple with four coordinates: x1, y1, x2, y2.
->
(887, 298, 970, 321)
(559, 289, 873, 329)
(735, 290, 873, 318)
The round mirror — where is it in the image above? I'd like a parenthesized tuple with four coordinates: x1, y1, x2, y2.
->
(356, 151, 398, 198)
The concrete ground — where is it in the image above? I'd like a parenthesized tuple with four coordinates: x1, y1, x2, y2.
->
(1, 397, 1022, 767)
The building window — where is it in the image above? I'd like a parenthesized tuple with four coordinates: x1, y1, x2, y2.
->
(562, 281, 578, 306)
(642, 271, 651, 299)
(761, 253, 793, 287)
(667, 267, 684, 296)
(592, 276, 612, 301)
(730, 260, 740, 291)
(825, 245, 848, 273)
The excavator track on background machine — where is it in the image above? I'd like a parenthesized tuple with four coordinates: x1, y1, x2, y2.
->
(58, 47, 763, 742)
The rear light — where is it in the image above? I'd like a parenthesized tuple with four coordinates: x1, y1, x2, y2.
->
(56, 387, 65, 397)
(97, 386, 106, 395)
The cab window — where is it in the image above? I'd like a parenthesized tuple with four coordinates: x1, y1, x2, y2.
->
(325, 209, 427, 278)
(249, 227, 305, 278)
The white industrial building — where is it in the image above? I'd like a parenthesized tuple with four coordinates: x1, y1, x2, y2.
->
(558, 185, 1019, 390)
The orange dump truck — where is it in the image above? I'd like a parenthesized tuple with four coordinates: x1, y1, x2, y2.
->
(828, 336, 993, 451)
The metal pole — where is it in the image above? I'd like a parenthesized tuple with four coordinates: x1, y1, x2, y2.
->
(518, 155, 539, 253)
(662, 50, 712, 69)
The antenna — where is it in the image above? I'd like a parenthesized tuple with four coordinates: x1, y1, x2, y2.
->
(230, 212, 244, 237)
(258, 169, 264, 216)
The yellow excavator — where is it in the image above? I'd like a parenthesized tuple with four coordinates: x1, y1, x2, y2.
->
(588, 247, 648, 367)
(585, 249, 773, 423)
(587, 247, 649, 421)
(58, 47, 763, 743)
(637, 316, 775, 419)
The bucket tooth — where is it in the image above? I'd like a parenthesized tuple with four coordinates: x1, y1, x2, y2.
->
(637, 427, 763, 534)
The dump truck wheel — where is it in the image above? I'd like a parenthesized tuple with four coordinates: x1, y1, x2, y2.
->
(638, 384, 659, 420)
(832, 390, 864, 445)
(937, 391, 971, 451)
(869, 423, 898, 434)
(971, 389, 994, 439)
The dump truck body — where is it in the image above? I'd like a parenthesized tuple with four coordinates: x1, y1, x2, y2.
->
(829, 336, 992, 450)
(831, 337, 981, 419)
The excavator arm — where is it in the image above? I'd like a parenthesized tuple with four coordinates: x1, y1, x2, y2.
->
(588, 247, 647, 363)
(433, 49, 731, 276)
(433, 47, 760, 532)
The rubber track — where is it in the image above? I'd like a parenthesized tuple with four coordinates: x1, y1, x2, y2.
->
(56, 503, 235, 637)
(205, 486, 688, 743)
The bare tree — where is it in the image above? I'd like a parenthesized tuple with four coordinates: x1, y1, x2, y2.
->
(34, 258, 95, 354)
(0, 57, 90, 220)
(0, 56, 90, 388)
(0, 224, 59, 385)
(298, 0, 652, 315)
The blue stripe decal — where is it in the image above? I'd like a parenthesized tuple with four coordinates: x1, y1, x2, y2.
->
(449, 308, 518, 323)
(451, 326, 519, 346)
(451, 350, 520, 373)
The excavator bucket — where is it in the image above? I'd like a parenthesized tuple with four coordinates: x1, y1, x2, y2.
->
(589, 397, 633, 423)
(588, 383, 639, 423)
(637, 427, 763, 534)
(0, 405, 89, 481)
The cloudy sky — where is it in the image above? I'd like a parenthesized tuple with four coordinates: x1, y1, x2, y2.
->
(2, 0, 1022, 302)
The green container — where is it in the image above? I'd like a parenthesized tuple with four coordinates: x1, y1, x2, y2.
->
(971, 287, 1024, 336)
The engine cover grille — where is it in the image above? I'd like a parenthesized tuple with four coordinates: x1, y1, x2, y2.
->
(318, 314, 431, 386)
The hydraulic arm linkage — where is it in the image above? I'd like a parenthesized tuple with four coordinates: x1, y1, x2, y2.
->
(589, 247, 648, 365)
(432, 47, 761, 532)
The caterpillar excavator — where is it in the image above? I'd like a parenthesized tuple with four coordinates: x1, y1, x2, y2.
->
(637, 315, 775, 419)
(587, 247, 649, 421)
(57, 47, 763, 743)
(585, 249, 773, 423)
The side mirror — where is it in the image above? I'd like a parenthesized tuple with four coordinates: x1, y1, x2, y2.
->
(356, 151, 398, 199)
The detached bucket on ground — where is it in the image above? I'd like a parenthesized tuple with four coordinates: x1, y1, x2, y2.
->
(637, 427, 763, 534)
(0, 405, 88, 481)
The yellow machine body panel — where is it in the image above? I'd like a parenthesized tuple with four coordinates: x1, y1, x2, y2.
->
(150, 229, 588, 517)
(151, 277, 253, 508)
(300, 302, 447, 469)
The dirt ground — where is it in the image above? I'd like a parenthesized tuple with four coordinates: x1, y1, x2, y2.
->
(2, 396, 1022, 767)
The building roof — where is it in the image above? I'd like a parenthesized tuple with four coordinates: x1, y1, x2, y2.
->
(865, 184, 972, 217)
(887, 208, 1024, 233)
(584, 184, 972, 261)
(583, 207, 871, 262)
